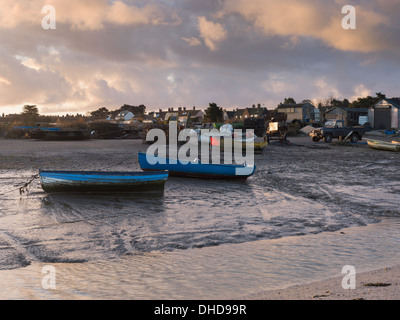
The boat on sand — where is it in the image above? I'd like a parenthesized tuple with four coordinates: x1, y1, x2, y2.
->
(39, 170, 168, 193)
(138, 152, 255, 180)
(366, 139, 400, 152)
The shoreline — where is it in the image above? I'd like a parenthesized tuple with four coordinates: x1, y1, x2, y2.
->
(245, 264, 400, 300)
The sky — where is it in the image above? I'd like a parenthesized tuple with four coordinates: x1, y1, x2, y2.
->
(0, 0, 399, 115)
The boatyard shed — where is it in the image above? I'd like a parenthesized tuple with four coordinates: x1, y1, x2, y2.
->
(324, 107, 368, 126)
(368, 98, 400, 129)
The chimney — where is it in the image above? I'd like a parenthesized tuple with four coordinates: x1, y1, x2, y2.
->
(159, 109, 162, 113)
(183, 107, 186, 111)
(193, 106, 196, 111)
(171, 107, 174, 112)
(178, 107, 182, 112)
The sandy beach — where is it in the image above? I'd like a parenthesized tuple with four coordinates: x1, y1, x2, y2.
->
(245, 264, 400, 300)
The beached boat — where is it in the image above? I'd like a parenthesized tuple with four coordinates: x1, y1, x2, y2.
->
(39, 170, 168, 193)
(138, 152, 256, 180)
(366, 139, 400, 152)
(30, 129, 93, 140)
(202, 124, 267, 154)
(252, 136, 268, 153)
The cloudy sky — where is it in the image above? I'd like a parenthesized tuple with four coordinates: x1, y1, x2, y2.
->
(0, 0, 399, 115)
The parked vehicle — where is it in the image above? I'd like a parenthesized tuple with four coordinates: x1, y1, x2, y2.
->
(266, 121, 288, 143)
(309, 120, 366, 143)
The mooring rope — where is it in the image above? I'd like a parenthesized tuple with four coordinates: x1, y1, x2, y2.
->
(0, 173, 39, 196)
(18, 173, 39, 195)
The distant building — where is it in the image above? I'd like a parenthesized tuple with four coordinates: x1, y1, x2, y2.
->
(178, 107, 204, 124)
(115, 110, 134, 122)
(232, 106, 268, 120)
(276, 102, 316, 124)
(324, 107, 368, 126)
(223, 109, 235, 121)
(233, 108, 246, 120)
(243, 105, 268, 119)
(154, 106, 203, 123)
(368, 98, 400, 130)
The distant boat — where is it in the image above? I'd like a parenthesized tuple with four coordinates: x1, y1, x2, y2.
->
(138, 152, 256, 180)
(39, 170, 168, 193)
(366, 139, 400, 152)
(214, 136, 267, 154)
(29, 129, 92, 141)
(201, 124, 267, 154)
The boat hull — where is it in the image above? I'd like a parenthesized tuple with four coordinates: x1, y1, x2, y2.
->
(367, 139, 400, 152)
(30, 130, 92, 141)
(138, 152, 255, 180)
(39, 170, 168, 193)
(216, 136, 268, 153)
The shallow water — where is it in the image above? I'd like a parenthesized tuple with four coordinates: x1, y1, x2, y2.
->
(2, 218, 400, 299)
(0, 138, 399, 299)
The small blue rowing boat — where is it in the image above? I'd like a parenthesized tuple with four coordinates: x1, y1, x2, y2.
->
(39, 170, 168, 193)
(138, 152, 256, 180)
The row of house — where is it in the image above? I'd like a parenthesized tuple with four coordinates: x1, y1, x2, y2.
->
(109, 98, 400, 130)
(111, 105, 270, 125)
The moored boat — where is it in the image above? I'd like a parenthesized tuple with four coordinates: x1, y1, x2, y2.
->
(30, 129, 93, 140)
(138, 152, 256, 180)
(39, 170, 168, 193)
(253, 136, 268, 153)
(366, 139, 400, 152)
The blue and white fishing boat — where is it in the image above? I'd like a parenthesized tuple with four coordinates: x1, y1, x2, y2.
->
(39, 170, 168, 193)
(138, 152, 255, 180)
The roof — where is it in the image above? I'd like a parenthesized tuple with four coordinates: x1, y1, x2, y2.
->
(380, 98, 400, 109)
(277, 103, 314, 109)
(325, 107, 368, 113)
(179, 109, 202, 117)
(234, 109, 246, 116)
(225, 111, 235, 118)
(246, 107, 267, 116)
(118, 110, 133, 116)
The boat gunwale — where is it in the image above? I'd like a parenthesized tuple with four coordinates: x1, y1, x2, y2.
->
(137, 152, 255, 169)
(39, 169, 169, 176)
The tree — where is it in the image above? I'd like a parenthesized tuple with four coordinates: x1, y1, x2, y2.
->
(279, 97, 296, 105)
(350, 93, 386, 108)
(120, 104, 146, 115)
(204, 102, 223, 122)
(91, 107, 111, 119)
(21, 105, 39, 125)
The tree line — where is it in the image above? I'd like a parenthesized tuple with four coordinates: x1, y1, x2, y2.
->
(3, 92, 394, 126)
(90, 104, 146, 120)
(281, 92, 390, 109)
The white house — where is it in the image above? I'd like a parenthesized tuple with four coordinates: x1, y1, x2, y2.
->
(115, 110, 134, 122)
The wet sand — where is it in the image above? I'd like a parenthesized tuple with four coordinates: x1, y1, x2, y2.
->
(1, 134, 399, 300)
(245, 265, 400, 300)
